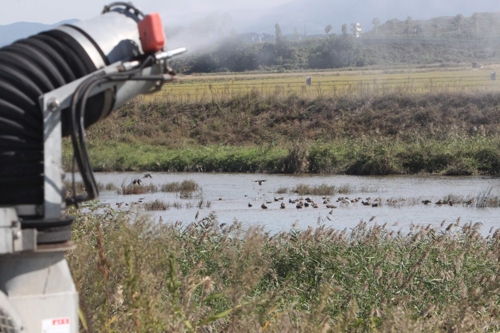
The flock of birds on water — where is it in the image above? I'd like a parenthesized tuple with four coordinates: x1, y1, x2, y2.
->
(249, 180, 475, 211)
(110, 175, 476, 212)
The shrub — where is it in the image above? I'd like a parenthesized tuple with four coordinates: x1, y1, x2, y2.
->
(144, 199, 169, 211)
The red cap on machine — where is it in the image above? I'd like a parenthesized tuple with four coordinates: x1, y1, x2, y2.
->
(138, 13, 165, 53)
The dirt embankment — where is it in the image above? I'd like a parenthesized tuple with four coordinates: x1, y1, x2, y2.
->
(89, 91, 500, 146)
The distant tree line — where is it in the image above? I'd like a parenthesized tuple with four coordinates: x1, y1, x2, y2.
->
(366, 12, 500, 40)
(173, 31, 372, 73)
(172, 14, 500, 74)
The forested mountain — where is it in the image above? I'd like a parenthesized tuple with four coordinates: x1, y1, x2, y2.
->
(367, 12, 500, 40)
(226, 0, 499, 35)
(172, 12, 500, 73)
(0, 19, 78, 47)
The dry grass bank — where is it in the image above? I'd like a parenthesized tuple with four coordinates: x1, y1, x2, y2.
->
(69, 90, 500, 175)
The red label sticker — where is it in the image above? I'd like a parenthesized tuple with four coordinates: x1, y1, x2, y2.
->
(52, 318, 70, 325)
(42, 318, 70, 333)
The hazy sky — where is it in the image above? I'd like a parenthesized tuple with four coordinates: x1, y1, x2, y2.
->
(1, 0, 499, 35)
(0, 0, 290, 25)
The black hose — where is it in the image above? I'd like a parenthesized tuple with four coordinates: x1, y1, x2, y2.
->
(0, 29, 100, 206)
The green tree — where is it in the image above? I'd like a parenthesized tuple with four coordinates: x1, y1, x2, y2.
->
(471, 13, 479, 35)
(372, 17, 380, 35)
(258, 43, 276, 66)
(214, 38, 258, 72)
(341, 24, 348, 36)
(386, 19, 399, 36)
(271, 23, 294, 68)
(350, 23, 357, 35)
(453, 14, 464, 33)
(275, 23, 283, 42)
(325, 24, 333, 35)
(308, 36, 360, 68)
(188, 54, 220, 73)
(405, 16, 413, 35)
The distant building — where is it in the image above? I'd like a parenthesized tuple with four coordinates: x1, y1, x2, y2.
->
(355, 23, 362, 38)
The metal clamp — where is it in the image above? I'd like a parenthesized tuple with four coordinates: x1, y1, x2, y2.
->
(0, 208, 37, 254)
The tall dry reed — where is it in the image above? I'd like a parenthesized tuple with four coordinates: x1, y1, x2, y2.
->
(68, 206, 500, 332)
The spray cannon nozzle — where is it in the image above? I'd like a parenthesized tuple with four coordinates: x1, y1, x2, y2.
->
(118, 60, 141, 71)
(155, 47, 188, 61)
(118, 48, 187, 71)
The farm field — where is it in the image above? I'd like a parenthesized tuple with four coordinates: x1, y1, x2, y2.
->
(78, 65, 500, 176)
(145, 66, 500, 103)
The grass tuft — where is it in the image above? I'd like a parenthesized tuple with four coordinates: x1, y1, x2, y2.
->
(292, 183, 349, 196)
(144, 199, 169, 211)
(119, 184, 157, 195)
(161, 180, 200, 192)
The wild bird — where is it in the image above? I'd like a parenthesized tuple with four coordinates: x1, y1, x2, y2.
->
(255, 180, 267, 185)
(422, 199, 432, 205)
(248, 203, 253, 207)
(261, 203, 268, 209)
(280, 202, 286, 209)
(143, 173, 152, 178)
(336, 196, 348, 203)
(132, 179, 142, 185)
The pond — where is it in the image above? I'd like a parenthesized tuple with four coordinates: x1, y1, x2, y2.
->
(80, 172, 500, 236)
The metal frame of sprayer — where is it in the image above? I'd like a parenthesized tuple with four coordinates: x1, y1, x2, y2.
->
(0, 3, 185, 332)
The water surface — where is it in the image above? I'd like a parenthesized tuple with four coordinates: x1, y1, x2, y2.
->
(82, 172, 500, 235)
